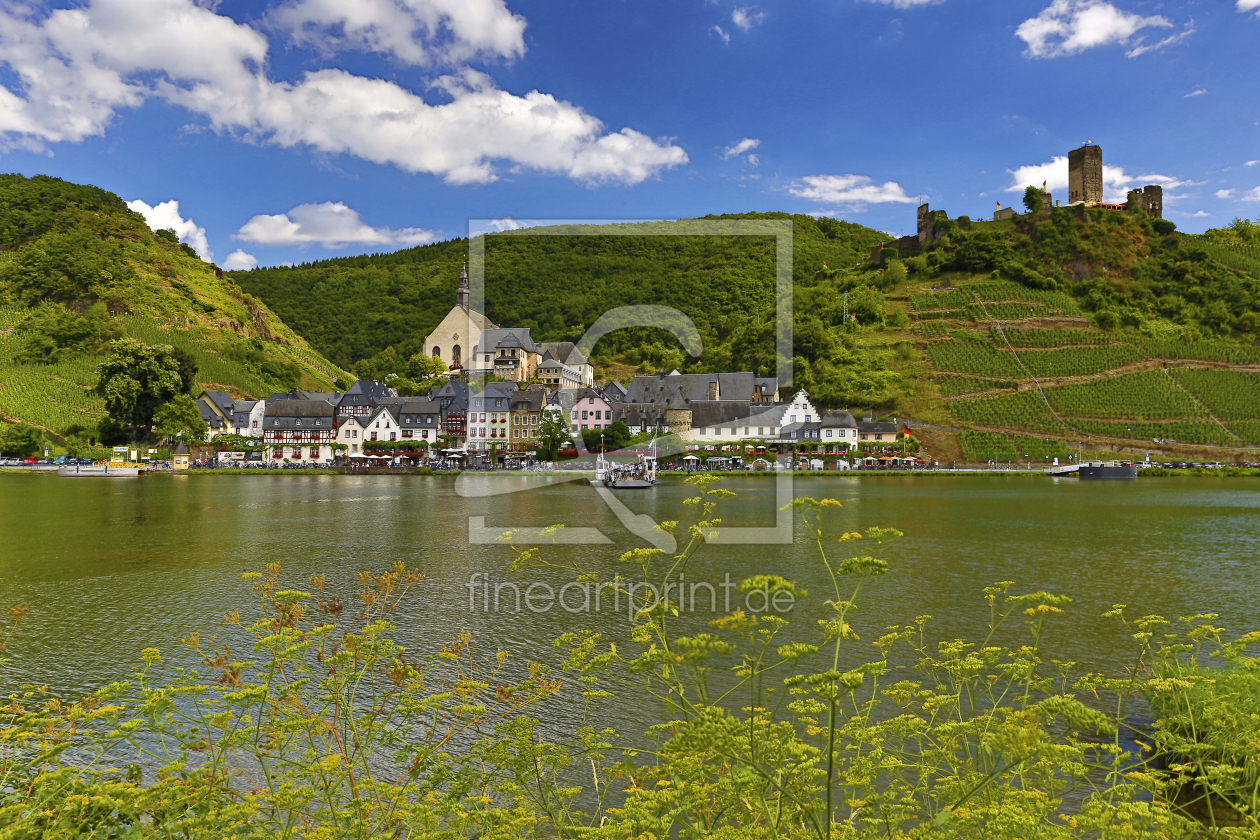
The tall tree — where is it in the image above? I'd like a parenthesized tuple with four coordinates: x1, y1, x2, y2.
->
(96, 338, 198, 439)
(152, 394, 209, 443)
(536, 410, 572, 461)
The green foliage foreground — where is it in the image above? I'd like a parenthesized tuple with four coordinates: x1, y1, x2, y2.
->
(3, 479, 1257, 838)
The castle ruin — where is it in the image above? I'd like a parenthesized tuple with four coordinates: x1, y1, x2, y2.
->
(1068, 144, 1103, 204)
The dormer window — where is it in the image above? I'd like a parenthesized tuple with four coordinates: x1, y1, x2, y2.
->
(296, 420, 302, 426)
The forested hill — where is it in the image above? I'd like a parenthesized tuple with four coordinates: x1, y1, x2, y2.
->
(232, 213, 888, 373)
(0, 174, 345, 439)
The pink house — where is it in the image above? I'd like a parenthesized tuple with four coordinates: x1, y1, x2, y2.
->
(570, 388, 612, 431)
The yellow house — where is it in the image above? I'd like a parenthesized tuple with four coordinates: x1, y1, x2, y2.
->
(172, 441, 191, 470)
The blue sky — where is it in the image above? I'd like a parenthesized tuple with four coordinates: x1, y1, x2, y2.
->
(1, 0, 1257, 268)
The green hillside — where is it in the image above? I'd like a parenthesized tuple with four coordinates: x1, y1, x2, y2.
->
(236, 200, 1260, 460)
(233, 213, 886, 380)
(0, 175, 347, 442)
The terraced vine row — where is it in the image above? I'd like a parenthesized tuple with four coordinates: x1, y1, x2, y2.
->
(937, 376, 1018, 398)
(0, 318, 106, 431)
(926, 332, 1025, 377)
(1041, 372, 1203, 420)
(948, 391, 1064, 434)
(1017, 345, 1144, 378)
(1170, 369, 1260, 420)
(957, 430, 1074, 461)
(997, 327, 1110, 347)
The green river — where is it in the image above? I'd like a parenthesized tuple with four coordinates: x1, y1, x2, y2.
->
(2, 472, 1259, 735)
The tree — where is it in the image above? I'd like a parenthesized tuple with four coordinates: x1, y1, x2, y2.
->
(0, 423, 44, 458)
(603, 420, 631, 451)
(536, 410, 572, 461)
(152, 394, 209, 442)
(1023, 185, 1049, 214)
(96, 338, 197, 440)
(407, 351, 447, 380)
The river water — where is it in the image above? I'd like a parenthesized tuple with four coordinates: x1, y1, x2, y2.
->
(2, 473, 1259, 738)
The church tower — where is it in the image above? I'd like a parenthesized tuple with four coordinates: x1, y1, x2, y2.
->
(456, 264, 470, 310)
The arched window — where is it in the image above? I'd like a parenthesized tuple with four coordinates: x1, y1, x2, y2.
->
(432, 347, 441, 358)
(452, 344, 461, 365)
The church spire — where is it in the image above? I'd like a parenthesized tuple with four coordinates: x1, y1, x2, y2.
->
(456, 261, 470, 310)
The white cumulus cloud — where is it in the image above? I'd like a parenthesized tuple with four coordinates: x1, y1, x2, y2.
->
(270, 0, 526, 66)
(723, 137, 760, 159)
(711, 25, 731, 44)
(1216, 189, 1236, 199)
(1188, 210, 1211, 218)
(0, 0, 686, 185)
(235, 202, 438, 248)
(789, 174, 916, 206)
(1242, 187, 1260, 202)
(1016, 0, 1180, 58)
(731, 7, 765, 30)
(1005, 156, 1196, 203)
(222, 249, 258, 270)
(1183, 88, 1206, 98)
(1239, 0, 1260, 15)
(1245, 160, 1260, 167)
(126, 199, 212, 261)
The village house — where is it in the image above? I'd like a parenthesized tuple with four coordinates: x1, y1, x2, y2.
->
(230, 400, 264, 437)
(571, 387, 612, 431)
(610, 370, 785, 441)
(538, 342, 594, 387)
(263, 400, 336, 463)
(335, 414, 368, 455)
(858, 420, 900, 442)
(466, 386, 514, 453)
(472, 328, 541, 383)
(428, 380, 469, 446)
(508, 389, 545, 452)
(819, 409, 858, 452)
(335, 380, 396, 417)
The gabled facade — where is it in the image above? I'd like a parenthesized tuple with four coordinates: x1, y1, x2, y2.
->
(466, 386, 514, 453)
(423, 267, 497, 375)
(570, 388, 612, 431)
(231, 400, 264, 437)
(470, 328, 541, 383)
(429, 380, 469, 444)
(508, 388, 545, 452)
(336, 414, 368, 455)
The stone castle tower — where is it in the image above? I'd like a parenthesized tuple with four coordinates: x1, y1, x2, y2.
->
(1068, 144, 1103, 204)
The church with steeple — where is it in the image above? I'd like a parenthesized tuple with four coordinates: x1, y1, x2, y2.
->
(422, 265, 496, 375)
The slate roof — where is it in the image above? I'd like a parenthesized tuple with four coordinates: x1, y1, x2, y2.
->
(172, 441, 190, 455)
(267, 400, 336, 419)
(196, 399, 225, 429)
(344, 380, 398, 400)
(200, 390, 235, 417)
(821, 409, 857, 429)
(624, 371, 767, 405)
(780, 421, 823, 440)
(469, 385, 514, 412)
(477, 328, 538, 354)
(510, 390, 545, 412)
(858, 421, 900, 435)
(539, 341, 587, 367)
(429, 380, 469, 413)
(603, 381, 628, 402)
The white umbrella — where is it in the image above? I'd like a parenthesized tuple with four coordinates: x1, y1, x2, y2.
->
(683, 454, 700, 461)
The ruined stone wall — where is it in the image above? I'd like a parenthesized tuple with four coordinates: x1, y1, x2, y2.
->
(1138, 185, 1163, 219)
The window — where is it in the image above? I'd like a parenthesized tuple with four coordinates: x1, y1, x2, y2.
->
(251, 420, 258, 428)
(826, 429, 833, 437)
(390, 433, 397, 441)
(790, 415, 796, 423)
(433, 347, 441, 358)
(453, 345, 461, 365)
(805, 415, 812, 423)
(582, 411, 588, 420)
(296, 420, 302, 426)
(589, 397, 594, 404)
(403, 430, 412, 439)
(309, 447, 319, 459)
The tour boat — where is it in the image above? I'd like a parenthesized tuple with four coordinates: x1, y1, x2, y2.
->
(1077, 460, 1137, 479)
